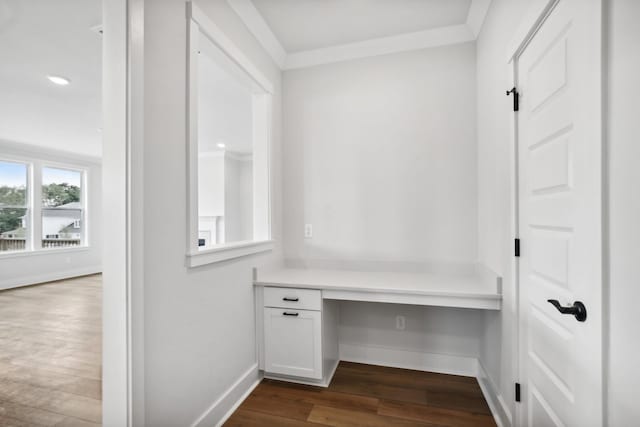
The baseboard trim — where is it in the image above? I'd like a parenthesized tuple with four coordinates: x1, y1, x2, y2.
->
(191, 363, 261, 427)
(339, 343, 478, 377)
(477, 360, 512, 427)
(0, 266, 102, 291)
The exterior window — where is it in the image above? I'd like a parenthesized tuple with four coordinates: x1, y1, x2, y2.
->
(41, 167, 84, 248)
(0, 160, 29, 252)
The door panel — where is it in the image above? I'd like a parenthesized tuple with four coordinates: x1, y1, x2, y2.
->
(517, 0, 602, 426)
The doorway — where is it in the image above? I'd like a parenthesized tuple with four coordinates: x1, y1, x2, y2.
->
(512, 0, 604, 426)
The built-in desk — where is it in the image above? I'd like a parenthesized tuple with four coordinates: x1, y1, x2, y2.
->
(253, 266, 502, 386)
(255, 268, 502, 310)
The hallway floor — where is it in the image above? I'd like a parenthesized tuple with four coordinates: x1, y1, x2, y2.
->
(0, 275, 102, 426)
(225, 362, 496, 426)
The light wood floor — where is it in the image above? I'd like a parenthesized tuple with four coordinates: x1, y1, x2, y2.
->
(0, 275, 102, 427)
(225, 362, 496, 427)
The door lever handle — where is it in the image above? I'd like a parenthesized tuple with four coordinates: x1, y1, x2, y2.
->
(547, 299, 587, 322)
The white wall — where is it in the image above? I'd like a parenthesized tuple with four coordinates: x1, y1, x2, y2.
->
(282, 43, 482, 372)
(283, 43, 478, 265)
(140, 0, 282, 425)
(606, 0, 640, 424)
(224, 155, 253, 242)
(198, 153, 225, 217)
(475, 1, 529, 422)
(0, 141, 102, 290)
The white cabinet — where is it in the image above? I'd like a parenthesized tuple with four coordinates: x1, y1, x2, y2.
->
(264, 287, 322, 311)
(257, 285, 339, 386)
(263, 307, 323, 380)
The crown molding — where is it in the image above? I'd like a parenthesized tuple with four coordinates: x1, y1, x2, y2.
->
(466, 0, 492, 37)
(227, 0, 492, 70)
(227, 0, 287, 68)
(284, 24, 474, 69)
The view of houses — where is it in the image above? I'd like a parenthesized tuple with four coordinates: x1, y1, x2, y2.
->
(0, 162, 83, 251)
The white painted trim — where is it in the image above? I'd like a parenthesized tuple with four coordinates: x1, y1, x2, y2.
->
(189, 2, 274, 94)
(505, 0, 559, 62)
(190, 363, 261, 427)
(186, 3, 274, 265)
(466, 0, 493, 37)
(324, 289, 501, 310)
(284, 24, 474, 69)
(339, 343, 478, 377)
(0, 139, 102, 165)
(0, 246, 90, 260)
(0, 267, 101, 291)
(102, 0, 136, 424)
(477, 360, 512, 427)
(186, 240, 274, 267)
(226, 0, 286, 68)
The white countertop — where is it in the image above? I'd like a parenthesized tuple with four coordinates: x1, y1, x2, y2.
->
(254, 267, 502, 310)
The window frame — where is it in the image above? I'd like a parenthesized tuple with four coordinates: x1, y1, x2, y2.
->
(185, 2, 274, 268)
(0, 157, 32, 254)
(0, 155, 90, 258)
(40, 163, 88, 250)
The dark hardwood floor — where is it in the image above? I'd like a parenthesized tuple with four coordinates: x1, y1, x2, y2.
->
(0, 275, 102, 427)
(225, 362, 496, 427)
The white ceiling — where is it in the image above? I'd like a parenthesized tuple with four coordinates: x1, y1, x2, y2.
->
(228, 0, 491, 69)
(0, 0, 102, 158)
(251, 0, 472, 53)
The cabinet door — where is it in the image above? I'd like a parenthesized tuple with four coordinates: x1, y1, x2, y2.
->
(264, 308, 322, 380)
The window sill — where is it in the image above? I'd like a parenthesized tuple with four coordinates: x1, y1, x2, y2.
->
(186, 240, 274, 268)
(0, 246, 90, 260)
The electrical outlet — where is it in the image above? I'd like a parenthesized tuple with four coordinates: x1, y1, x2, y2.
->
(395, 315, 406, 330)
(304, 224, 313, 238)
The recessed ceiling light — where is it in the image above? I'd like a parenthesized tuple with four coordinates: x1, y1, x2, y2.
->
(47, 75, 70, 86)
(217, 143, 226, 149)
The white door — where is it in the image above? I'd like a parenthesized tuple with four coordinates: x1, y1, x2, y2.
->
(516, 0, 602, 426)
(264, 308, 323, 380)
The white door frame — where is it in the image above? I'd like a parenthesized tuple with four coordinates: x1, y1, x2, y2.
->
(102, 0, 144, 425)
(507, 4, 563, 423)
(507, 1, 603, 426)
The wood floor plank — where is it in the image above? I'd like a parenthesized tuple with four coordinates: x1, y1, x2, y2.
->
(0, 400, 66, 426)
(225, 409, 317, 426)
(307, 405, 438, 427)
(238, 393, 314, 421)
(224, 362, 496, 427)
(255, 380, 379, 413)
(378, 400, 496, 427)
(328, 374, 430, 405)
(0, 275, 102, 426)
(54, 417, 101, 427)
(0, 414, 39, 427)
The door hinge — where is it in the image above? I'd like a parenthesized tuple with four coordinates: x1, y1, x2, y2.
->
(514, 238, 521, 257)
(515, 382, 521, 402)
(506, 87, 519, 111)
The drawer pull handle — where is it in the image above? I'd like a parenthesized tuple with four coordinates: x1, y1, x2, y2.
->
(283, 312, 299, 317)
(283, 297, 299, 302)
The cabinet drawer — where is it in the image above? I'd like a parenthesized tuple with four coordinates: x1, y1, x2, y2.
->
(263, 307, 323, 380)
(264, 287, 321, 311)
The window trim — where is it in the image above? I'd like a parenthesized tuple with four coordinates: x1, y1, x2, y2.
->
(0, 155, 90, 258)
(41, 164, 88, 248)
(0, 158, 31, 254)
(185, 2, 274, 267)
